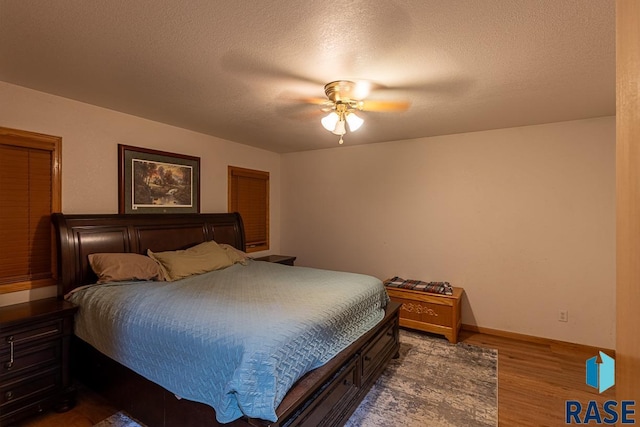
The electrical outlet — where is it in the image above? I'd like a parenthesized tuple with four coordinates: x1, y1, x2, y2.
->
(559, 310, 569, 322)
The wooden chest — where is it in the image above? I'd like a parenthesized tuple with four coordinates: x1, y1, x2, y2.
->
(385, 286, 464, 343)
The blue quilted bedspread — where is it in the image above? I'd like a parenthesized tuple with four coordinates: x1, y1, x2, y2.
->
(68, 260, 389, 423)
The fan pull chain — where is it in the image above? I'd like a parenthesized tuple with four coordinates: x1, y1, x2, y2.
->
(339, 135, 344, 144)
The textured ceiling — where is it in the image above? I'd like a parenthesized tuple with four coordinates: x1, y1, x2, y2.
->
(0, 0, 615, 153)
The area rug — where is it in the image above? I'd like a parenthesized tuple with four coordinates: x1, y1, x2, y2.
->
(94, 329, 498, 427)
(345, 329, 498, 427)
(93, 411, 143, 427)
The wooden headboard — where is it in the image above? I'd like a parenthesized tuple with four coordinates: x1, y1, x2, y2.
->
(52, 213, 245, 297)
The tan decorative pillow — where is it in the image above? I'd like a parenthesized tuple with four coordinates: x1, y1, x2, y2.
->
(88, 253, 165, 284)
(219, 244, 250, 265)
(147, 240, 234, 281)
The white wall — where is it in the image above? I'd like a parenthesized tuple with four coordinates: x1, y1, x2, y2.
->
(0, 81, 616, 348)
(281, 117, 616, 348)
(0, 81, 281, 306)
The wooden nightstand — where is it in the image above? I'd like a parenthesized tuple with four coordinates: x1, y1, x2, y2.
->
(254, 255, 297, 266)
(385, 286, 464, 343)
(0, 298, 78, 425)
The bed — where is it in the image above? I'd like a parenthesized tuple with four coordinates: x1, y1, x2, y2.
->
(53, 212, 400, 427)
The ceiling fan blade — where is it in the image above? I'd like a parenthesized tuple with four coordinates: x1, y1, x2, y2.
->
(221, 51, 324, 87)
(300, 96, 331, 106)
(275, 101, 326, 121)
(357, 99, 410, 112)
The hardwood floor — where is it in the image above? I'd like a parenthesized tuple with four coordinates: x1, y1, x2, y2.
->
(19, 386, 118, 427)
(19, 329, 614, 427)
(460, 329, 615, 427)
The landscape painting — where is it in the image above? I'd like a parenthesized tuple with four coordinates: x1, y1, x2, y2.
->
(118, 144, 200, 214)
(132, 159, 192, 208)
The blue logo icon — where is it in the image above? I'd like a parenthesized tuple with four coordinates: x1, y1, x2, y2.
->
(586, 351, 615, 393)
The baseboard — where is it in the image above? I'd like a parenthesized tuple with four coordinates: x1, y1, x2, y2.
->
(461, 324, 615, 355)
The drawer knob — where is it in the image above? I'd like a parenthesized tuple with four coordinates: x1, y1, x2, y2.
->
(4, 361, 13, 371)
(6, 335, 13, 343)
(343, 379, 352, 387)
(364, 355, 372, 361)
(5, 391, 14, 401)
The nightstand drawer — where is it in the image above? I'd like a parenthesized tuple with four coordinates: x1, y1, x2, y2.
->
(1, 319, 62, 347)
(0, 366, 60, 408)
(0, 396, 52, 424)
(1, 340, 61, 379)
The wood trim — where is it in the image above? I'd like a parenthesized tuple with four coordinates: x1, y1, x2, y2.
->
(616, 0, 640, 402)
(0, 278, 56, 294)
(228, 165, 270, 180)
(461, 324, 615, 355)
(0, 127, 61, 148)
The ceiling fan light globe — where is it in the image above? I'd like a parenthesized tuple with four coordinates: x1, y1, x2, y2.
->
(321, 112, 340, 132)
(346, 113, 364, 132)
(332, 120, 346, 135)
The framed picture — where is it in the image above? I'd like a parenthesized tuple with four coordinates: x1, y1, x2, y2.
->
(118, 144, 200, 214)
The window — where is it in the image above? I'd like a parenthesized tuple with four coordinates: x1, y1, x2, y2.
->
(228, 166, 269, 253)
(0, 127, 61, 294)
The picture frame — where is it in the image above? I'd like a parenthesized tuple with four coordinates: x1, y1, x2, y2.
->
(118, 144, 200, 214)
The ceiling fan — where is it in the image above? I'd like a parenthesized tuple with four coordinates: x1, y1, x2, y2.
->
(309, 80, 410, 144)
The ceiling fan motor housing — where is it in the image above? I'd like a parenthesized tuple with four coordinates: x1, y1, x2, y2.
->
(324, 80, 359, 104)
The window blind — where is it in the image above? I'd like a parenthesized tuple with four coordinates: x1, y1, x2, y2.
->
(0, 128, 60, 292)
(228, 166, 269, 252)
